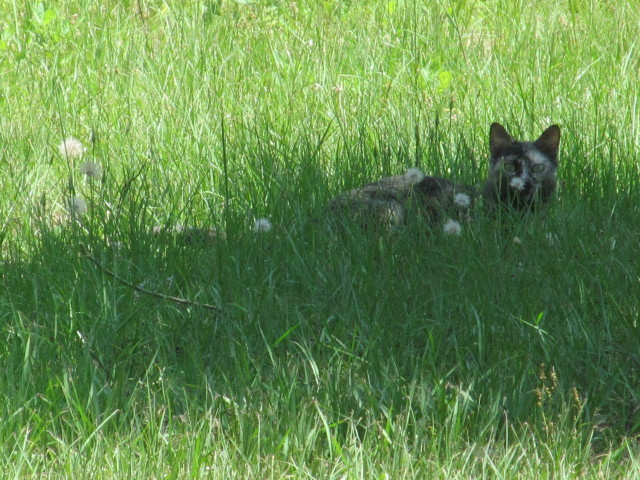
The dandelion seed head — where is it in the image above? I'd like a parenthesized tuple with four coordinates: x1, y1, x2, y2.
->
(253, 218, 272, 233)
(79, 161, 102, 179)
(58, 137, 86, 159)
(453, 192, 471, 208)
(68, 196, 87, 216)
(512, 236, 523, 246)
(404, 167, 425, 184)
(510, 177, 525, 191)
(443, 218, 462, 236)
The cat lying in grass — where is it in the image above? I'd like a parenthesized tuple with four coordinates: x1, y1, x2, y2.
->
(328, 123, 561, 230)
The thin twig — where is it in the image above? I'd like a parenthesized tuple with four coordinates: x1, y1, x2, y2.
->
(80, 244, 222, 312)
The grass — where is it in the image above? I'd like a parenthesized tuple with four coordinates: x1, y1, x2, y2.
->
(1, 0, 640, 478)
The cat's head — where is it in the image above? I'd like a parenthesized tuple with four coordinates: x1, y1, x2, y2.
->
(486, 123, 561, 209)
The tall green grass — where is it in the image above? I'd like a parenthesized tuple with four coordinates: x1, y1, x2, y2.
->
(1, 0, 639, 477)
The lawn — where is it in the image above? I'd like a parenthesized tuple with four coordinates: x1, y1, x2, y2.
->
(1, 1, 639, 478)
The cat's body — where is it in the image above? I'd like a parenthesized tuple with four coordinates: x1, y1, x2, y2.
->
(328, 167, 471, 228)
(483, 123, 561, 211)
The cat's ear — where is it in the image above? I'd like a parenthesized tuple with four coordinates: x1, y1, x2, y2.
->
(534, 125, 561, 162)
(489, 123, 514, 157)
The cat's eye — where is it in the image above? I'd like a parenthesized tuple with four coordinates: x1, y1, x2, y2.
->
(503, 162, 517, 173)
(531, 164, 546, 173)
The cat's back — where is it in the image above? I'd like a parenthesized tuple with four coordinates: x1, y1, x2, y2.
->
(327, 168, 466, 227)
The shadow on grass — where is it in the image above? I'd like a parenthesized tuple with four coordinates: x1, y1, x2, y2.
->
(1, 183, 639, 458)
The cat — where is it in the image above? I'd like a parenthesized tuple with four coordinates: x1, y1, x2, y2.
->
(327, 167, 472, 229)
(327, 122, 560, 229)
(483, 123, 561, 211)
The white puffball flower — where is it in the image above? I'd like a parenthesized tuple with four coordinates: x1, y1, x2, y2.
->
(68, 196, 88, 216)
(443, 218, 462, 236)
(253, 218, 273, 233)
(58, 137, 86, 159)
(79, 161, 102, 179)
(404, 167, 425, 184)
(510, 177, 525, 191)
(453, 192, 471, 208)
